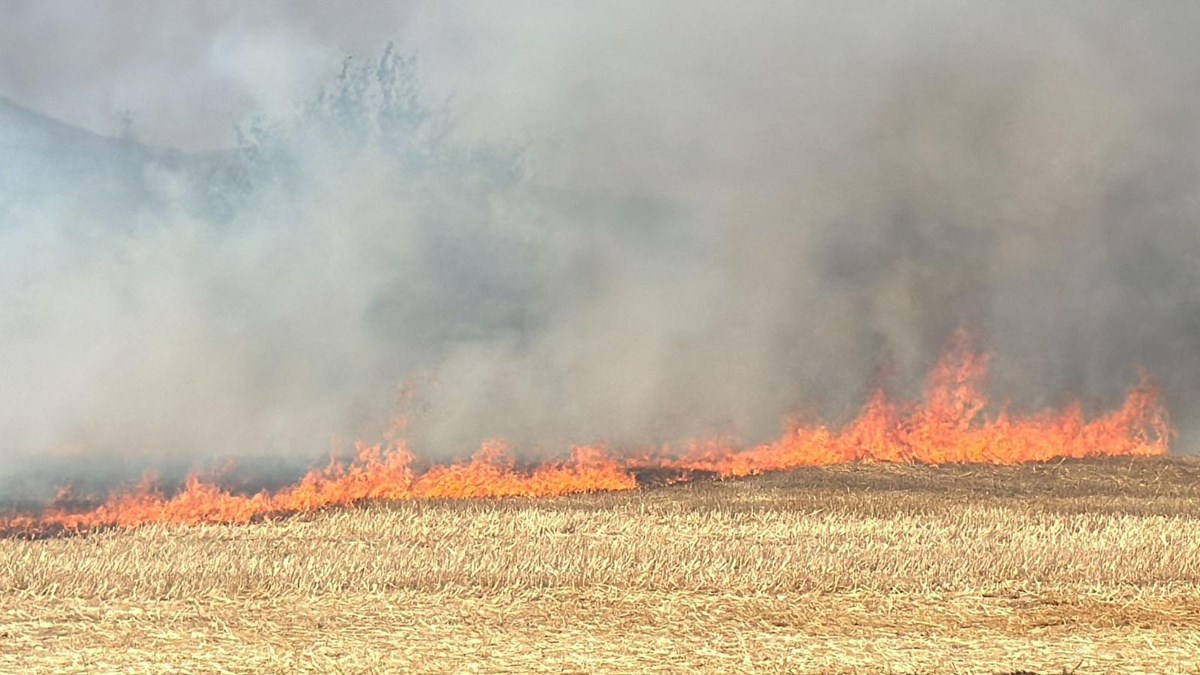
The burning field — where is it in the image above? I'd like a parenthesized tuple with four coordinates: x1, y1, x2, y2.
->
(0, 332, 1173, 539)
(2, 338, 1195, 673)
(4, 458, 1200, 673)
(5, 3, 1200, 673)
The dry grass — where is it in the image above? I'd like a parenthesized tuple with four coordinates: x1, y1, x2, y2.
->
(3, 457, 1200, 673)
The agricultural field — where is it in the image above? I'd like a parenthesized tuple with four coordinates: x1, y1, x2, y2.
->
(2, 457, 1199, 674)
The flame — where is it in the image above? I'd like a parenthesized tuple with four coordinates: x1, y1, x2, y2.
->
(0, 333, 1172, 537)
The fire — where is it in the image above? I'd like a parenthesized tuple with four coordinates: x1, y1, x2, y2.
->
(0, 333, 1172, 537)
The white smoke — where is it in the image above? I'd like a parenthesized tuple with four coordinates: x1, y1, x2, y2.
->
(0, 2, 1197, 497)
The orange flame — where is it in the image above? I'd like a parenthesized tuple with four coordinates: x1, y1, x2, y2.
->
(0, 333, 1172, 537)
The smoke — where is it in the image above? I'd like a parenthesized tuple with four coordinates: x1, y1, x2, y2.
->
(1, 1, 1198, 492)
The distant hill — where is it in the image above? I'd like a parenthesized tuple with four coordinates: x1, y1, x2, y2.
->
(0, 96, 244, 223)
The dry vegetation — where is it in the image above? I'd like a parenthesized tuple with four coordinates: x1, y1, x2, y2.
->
(3, 458, 1200, 673)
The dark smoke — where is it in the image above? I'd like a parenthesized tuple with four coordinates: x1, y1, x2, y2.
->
(1, 2, 1198, 497)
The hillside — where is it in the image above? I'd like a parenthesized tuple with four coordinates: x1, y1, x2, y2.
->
(0, 96, 242, 222)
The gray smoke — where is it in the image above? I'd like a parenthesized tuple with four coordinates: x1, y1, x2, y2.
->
(0, 1, 1197, 492)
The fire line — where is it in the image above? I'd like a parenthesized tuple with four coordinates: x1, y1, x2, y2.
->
(0, 332, 1171, 538)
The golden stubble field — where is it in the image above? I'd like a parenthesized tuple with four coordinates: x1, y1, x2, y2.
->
(3, 458, 1200, 674)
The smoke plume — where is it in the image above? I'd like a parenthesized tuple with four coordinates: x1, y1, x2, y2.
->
(1, 2, 1198, 494)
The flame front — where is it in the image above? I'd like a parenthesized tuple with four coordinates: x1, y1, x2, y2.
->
(1, 334, 1172, 537)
